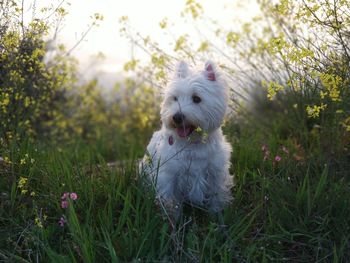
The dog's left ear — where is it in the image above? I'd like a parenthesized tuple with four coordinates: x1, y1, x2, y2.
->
(204, 61, 216, 81)
(175, 61, 190, 79)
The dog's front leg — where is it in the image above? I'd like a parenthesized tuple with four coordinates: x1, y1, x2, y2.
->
(206, 165, 233, 213)
(155, 174, 182, 225)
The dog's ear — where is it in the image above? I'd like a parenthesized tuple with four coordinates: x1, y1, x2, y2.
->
(175, 61, 189, 79)
(204, 60, 216, 81)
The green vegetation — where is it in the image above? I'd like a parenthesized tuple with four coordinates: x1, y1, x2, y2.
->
(1, 0, 350, 262)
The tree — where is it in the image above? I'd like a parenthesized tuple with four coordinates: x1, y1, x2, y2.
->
(0, 0, 103, 144)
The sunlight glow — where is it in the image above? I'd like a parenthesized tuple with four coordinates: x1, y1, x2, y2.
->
(57, 0, 259, 72)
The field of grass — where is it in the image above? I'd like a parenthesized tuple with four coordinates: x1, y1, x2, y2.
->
(2, 0, 350, 261)
(1, 120, 349, 262)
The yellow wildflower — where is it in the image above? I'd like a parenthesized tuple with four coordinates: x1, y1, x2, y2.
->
(24, 97, 31, 107)
(262, 80, 284, 100)
(34, 217, 43, 228)
(306, 103, 327, 118)
(319, 73, 342, 102)
(1, 94, 10, 106)
(144, 153, 152, 165)
(195, 127, 203, 133)
(18, 177, 28, 189)
(341, 116, 350, 132)
(159, 18, 168, 29)
(201, 132, 208, 143)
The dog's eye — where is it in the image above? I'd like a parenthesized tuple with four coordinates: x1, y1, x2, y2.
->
(173, 96, 178, 101)
(192, 95, 201, 104)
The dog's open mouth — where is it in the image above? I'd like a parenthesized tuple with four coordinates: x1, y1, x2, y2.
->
(176, 125, 196, 138)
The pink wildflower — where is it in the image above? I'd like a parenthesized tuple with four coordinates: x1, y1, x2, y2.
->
(70, 192, 78, 200)
(58, 216, 66, 227)
(61, 192, 69, 200)
(274, 155, 282, 162)
(61, 200, 69, 209)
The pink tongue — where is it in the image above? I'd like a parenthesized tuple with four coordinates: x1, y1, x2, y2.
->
(177, 127, 191, 138)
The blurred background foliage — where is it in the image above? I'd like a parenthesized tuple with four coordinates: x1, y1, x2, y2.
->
(119, 0, 350, 167)
(0, 0, 350, 162)
(0, 0, 349, 162)
(0, 0, 159, 159)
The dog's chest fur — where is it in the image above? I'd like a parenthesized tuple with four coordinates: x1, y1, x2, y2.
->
(147, 128, 228, 204)
(155, 129, 217, 171)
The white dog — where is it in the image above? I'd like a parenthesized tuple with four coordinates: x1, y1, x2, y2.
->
(141, 60, 233, 218)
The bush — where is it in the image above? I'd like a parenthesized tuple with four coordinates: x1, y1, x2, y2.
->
(0, 2, 158, 155)
(0, 1, 76, 142)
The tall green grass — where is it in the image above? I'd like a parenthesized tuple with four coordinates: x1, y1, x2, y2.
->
(1, 122, 349, 262)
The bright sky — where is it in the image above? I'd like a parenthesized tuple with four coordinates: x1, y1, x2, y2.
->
(56, 0, 259, 73)
(23, 0, 259, 86)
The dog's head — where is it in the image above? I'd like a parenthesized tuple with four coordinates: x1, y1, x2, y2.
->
(161, 61, 228, 139)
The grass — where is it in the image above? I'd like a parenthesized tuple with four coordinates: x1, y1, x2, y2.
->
(0, 124, 349, 262)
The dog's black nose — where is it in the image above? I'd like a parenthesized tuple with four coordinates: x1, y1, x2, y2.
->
(173, 113, 185, 124)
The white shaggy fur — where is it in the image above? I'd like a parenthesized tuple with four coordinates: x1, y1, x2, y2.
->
(141, 60, 233, 216)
